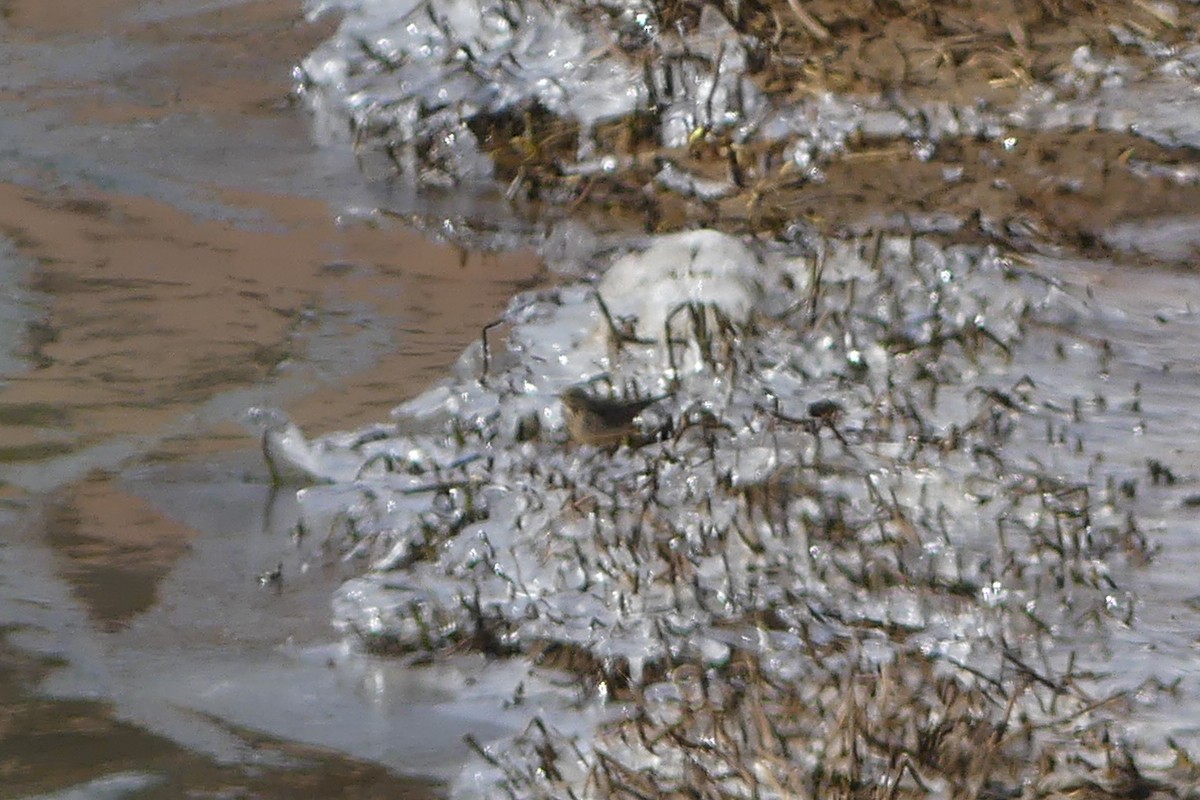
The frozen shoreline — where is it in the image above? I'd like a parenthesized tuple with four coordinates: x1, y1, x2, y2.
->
(300, 0, 1200, 193)
(284, 0, 1200, 795)
(264, 227, 1200, 796)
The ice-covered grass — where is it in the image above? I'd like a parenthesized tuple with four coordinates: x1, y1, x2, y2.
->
(299, 0, 1200, 208)
(299, 0, 753, 185)
(263, 229, 1192, 798)
(284, 1, 1200, 794)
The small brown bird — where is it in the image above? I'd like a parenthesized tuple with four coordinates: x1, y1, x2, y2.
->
(560, 386, 668, 448)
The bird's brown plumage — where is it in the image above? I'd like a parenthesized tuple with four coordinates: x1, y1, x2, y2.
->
(560, 387, 667, 447)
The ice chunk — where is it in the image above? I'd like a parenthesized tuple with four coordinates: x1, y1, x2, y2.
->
(598, 229, 761, 339)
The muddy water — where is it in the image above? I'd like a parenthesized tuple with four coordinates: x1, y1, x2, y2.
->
(0, 0, 543, 796)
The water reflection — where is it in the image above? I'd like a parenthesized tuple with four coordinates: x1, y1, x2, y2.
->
(0, 0, 544, 794)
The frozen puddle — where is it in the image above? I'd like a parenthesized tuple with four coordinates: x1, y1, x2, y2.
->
(263, 229, 1200, 797)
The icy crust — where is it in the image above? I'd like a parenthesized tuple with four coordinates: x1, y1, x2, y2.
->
(296, 0, 965, 185)
(275, 230, 1174, 798)
(299, 0, 758, 182)
(300, 0, 1200, 190)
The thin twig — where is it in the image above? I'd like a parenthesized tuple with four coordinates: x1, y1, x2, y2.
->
(784, 0, 830, 40)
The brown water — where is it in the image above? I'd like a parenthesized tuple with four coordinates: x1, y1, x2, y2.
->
(0, 0, 544, 795)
